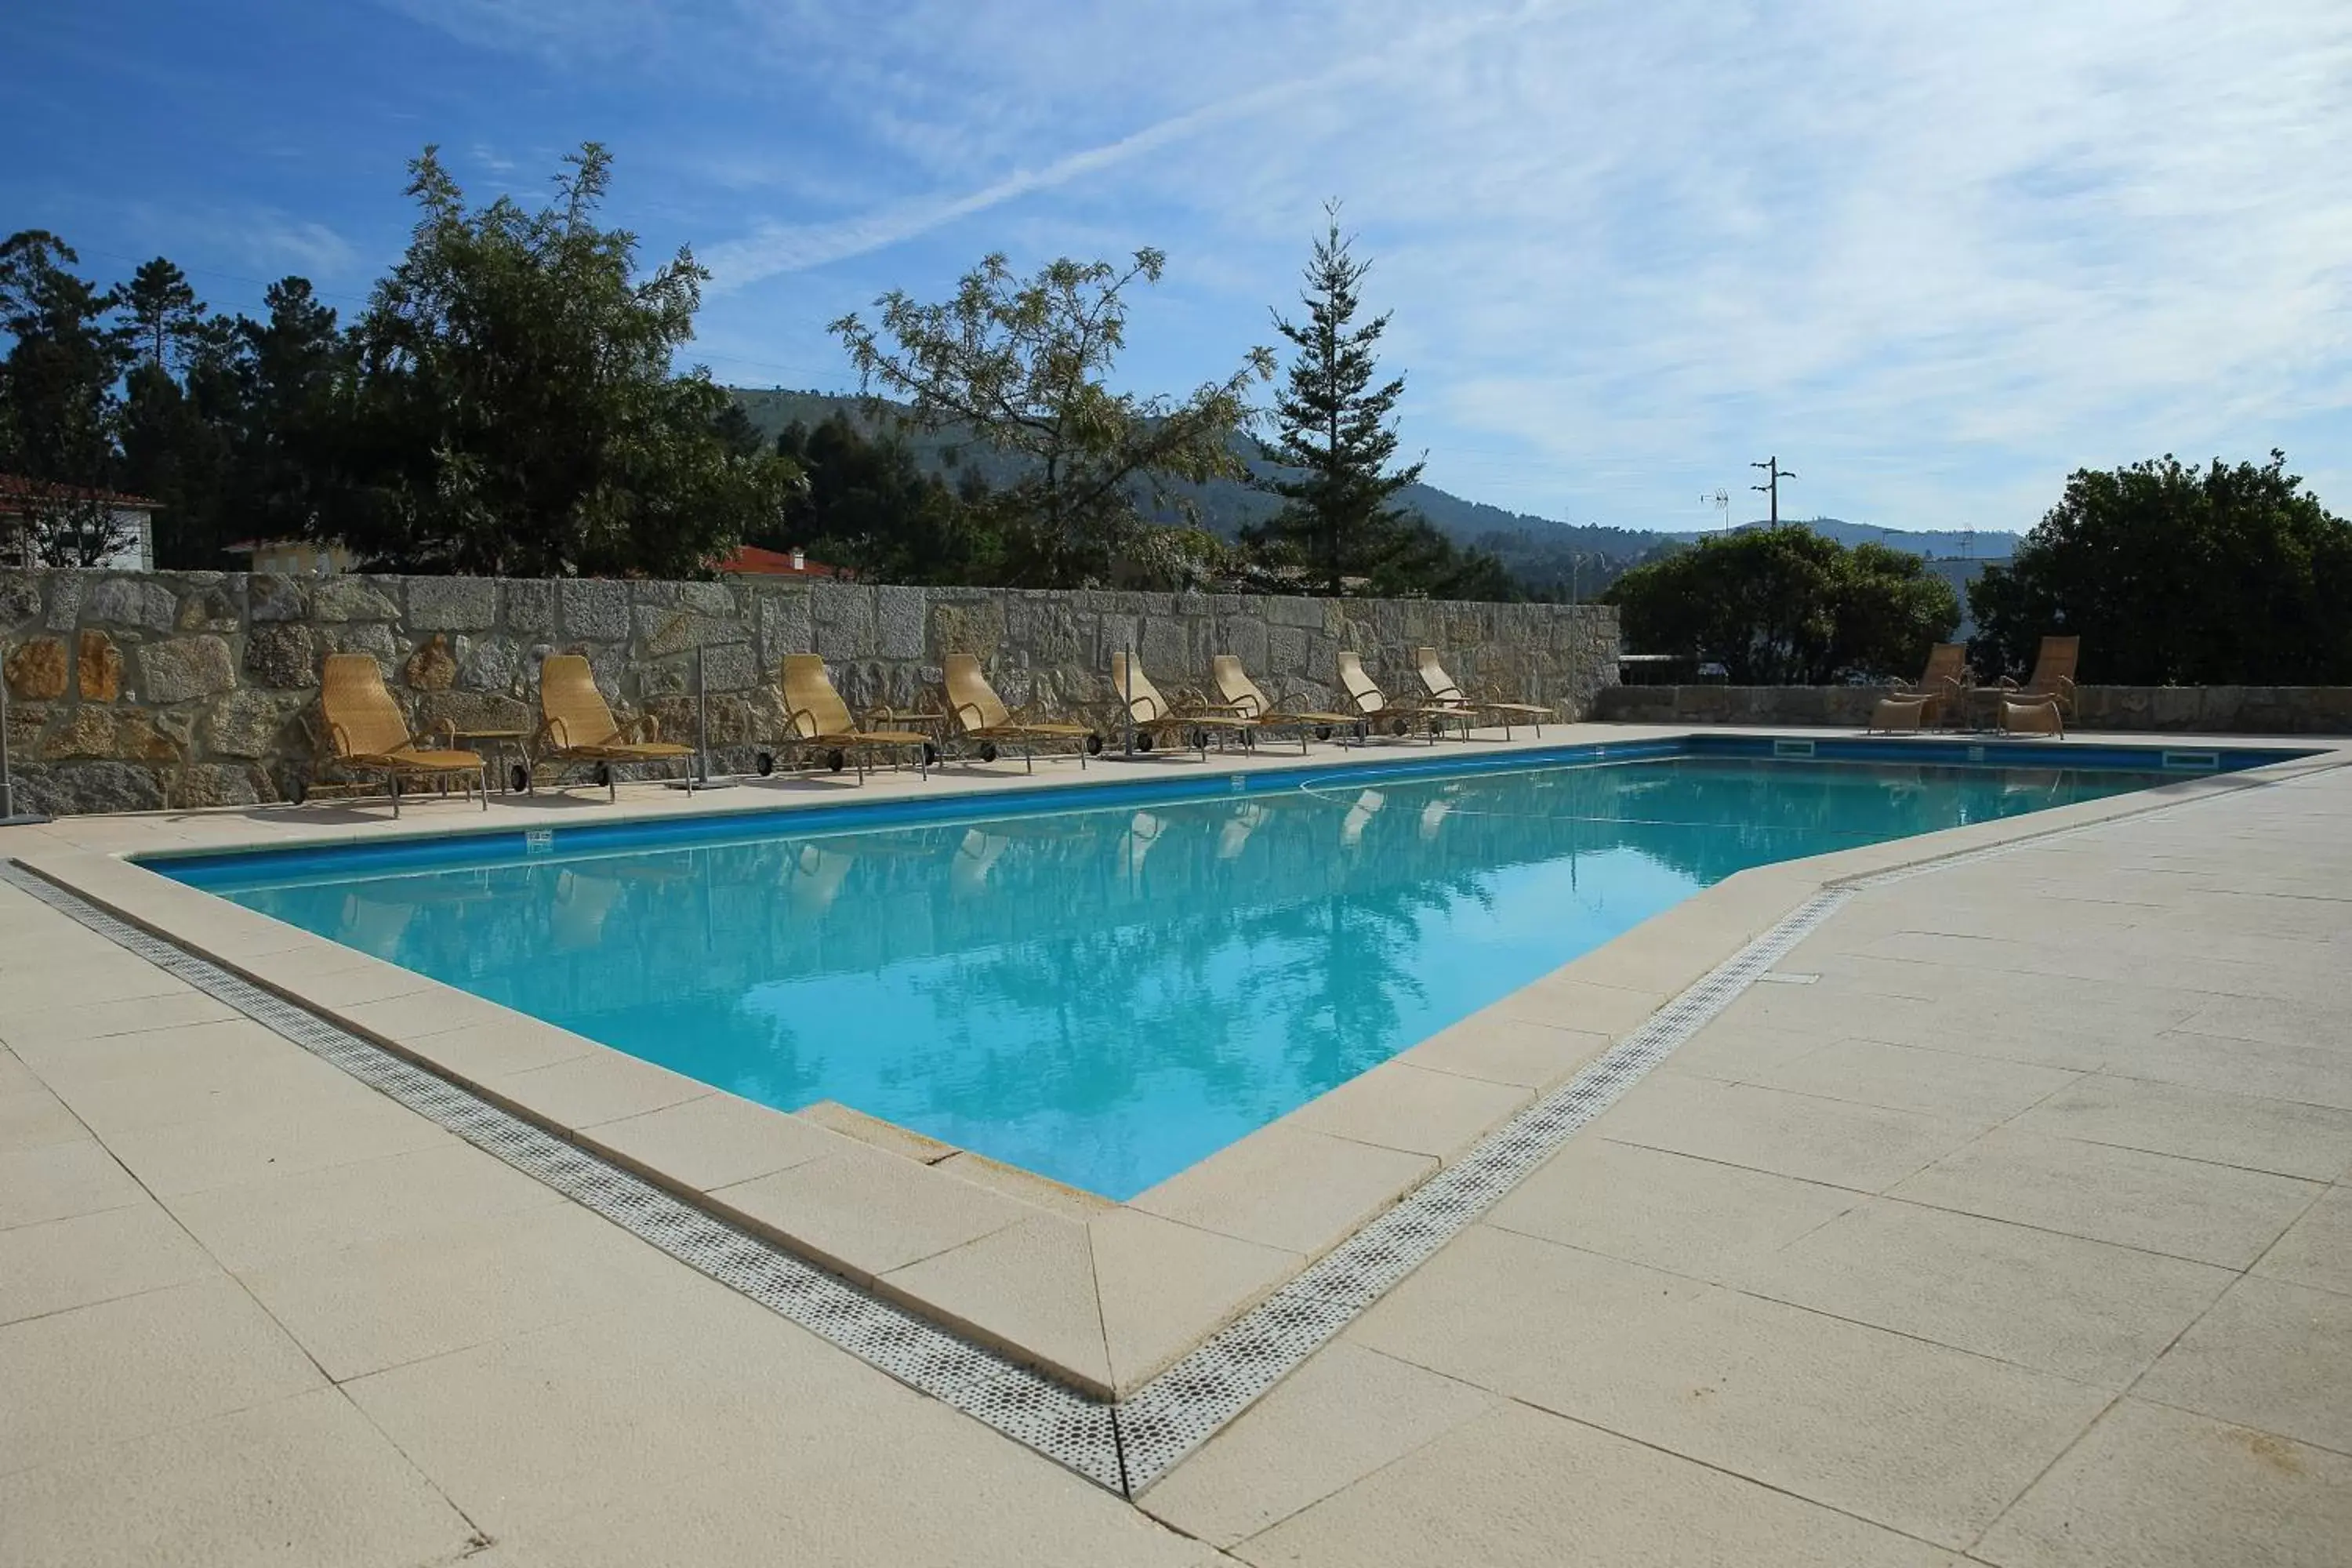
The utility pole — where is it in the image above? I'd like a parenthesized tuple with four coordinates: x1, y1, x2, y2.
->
(1750, 456, 1795, 526)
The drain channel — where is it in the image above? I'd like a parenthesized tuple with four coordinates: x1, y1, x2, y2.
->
(5, 767, 2274, 1497)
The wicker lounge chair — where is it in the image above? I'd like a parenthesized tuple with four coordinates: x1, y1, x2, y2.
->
(1999, 636, 2080, 717)
(316, 653, 487, 817)
(527, 654, 695, 800)
(942, 653, 1100, 771)
(768, 655, 933, 782)
(1336, 651, 1470, 742)
(1897, 643, 1969, 720)
(1209, 655, 1360, 752)
(1107, 652, 1256, 755)
(1416, 647, 1555, 737)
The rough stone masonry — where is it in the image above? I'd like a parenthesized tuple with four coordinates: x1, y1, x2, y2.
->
(0, 569, 1620, 815)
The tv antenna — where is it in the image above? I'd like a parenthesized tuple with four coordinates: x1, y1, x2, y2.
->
(1701, 488, 1730, 533)
(1750, 456, 1795, 526)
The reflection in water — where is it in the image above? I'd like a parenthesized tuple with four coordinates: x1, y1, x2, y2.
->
(190, 757, 2164, 1198)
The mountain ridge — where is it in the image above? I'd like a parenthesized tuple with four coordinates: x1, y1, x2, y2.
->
(728, 389, 2020, 590)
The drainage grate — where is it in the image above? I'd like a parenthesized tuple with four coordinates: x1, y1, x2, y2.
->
(1110, 887, 1853, 1487)
(0, 861, 1124, 1490)
(2, 759, 2285, 1498)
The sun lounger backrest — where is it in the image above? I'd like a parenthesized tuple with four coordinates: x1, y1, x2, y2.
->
(539, 655, 622, 750)
(321, 653, 412, 758)
(782, 655, 855, 738)
(1210, 655, 1271, 718)
(1918, 643, 1966, 688)
(1109, 651, 1170, 722)
(1338, 651, 1386, 713)
(943, 653, 1011, 731)
(1415, 647, 1465, 702)
(2029, 636, 2079, 691)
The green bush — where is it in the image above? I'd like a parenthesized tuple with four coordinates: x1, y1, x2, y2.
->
(1603, 525, 1958, 684)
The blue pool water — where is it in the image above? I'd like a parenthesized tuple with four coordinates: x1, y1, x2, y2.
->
(162, 747, 2189, 1198)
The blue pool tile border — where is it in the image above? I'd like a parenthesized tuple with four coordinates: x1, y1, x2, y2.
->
(141, 733, 2305, 886)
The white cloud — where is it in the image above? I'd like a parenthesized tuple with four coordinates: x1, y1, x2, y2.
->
(402, 0, 2352, 530)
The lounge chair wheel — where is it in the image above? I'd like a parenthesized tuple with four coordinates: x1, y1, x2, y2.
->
(978, 742, 999, 764)
(289, 779, 307, 805)
(509, 764, 530, 794)
(1316, 725, 1333, 741)
(826, 748, 846, 773)
(1390, 718, 1410, 737)
(754, 751, 774, 777)
(923, 742, 939, 766)
(1085, 732, 1104, 756)
(1189, 727, 1209, 750)
(1135, 732, 1155, 753)
(593, 763, 612, 789)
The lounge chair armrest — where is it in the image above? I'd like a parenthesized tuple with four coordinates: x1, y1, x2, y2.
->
(782, 703, 823, 741)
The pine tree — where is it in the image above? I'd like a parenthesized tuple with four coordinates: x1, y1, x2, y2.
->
(1247, 204, 1425, 595)
(115, 257, 206, 372)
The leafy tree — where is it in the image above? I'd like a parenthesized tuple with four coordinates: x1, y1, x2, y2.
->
(339, 143, 797, 576)
(1970, 452, 2352, 684)
(1245, 206, 1425, 595)
(1604, 524, 1958, 683)
(764, 413, 1000, 584)
(832, 250, 1272, 587)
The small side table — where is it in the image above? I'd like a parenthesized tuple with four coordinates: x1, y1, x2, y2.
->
(452, 728, 532, 793)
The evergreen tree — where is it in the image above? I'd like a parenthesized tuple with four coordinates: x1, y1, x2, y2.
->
(228, 278, 353, 550)
(1247, 205, 1425, 595)
(764, 413, 1000, 585)
(114, 257, 207, 372)
(0, 231, 142, 564)
(0, 231, 126, 489)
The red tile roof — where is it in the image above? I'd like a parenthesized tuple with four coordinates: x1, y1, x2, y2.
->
(0, 474, 162, 512)
(717, 543, 842, 578)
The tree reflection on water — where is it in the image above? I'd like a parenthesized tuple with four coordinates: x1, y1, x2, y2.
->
(220, 757, 2159, 1196)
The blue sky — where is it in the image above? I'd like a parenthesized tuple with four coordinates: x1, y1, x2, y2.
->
(5, 0, 2347, 535)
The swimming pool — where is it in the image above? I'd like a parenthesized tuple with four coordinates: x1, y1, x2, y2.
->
(158, 742, 2223, 1198)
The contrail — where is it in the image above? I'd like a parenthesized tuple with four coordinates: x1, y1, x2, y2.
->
(704, 5, 1541, 286)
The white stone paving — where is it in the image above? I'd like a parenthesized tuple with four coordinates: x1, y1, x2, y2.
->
(2, 735, 2347, 1564)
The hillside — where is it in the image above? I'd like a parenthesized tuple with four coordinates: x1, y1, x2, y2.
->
(728, 389, 2014, 593)
(1664, 519, 2019, 557)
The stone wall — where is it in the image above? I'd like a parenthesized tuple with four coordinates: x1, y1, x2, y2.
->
(1594, 683, 2352, 735)
(0, 568, 1620, 815)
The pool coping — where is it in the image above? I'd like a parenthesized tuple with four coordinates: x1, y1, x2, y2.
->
(5, 724, 2344, 1410)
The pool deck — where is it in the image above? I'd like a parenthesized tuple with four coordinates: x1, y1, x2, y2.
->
(4, 723, 2349, 1564)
